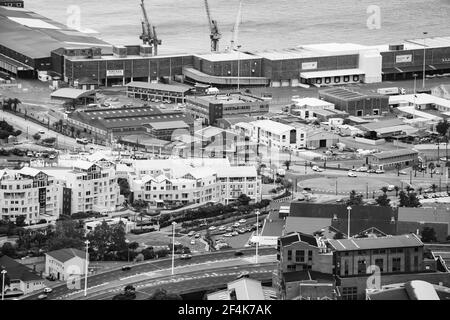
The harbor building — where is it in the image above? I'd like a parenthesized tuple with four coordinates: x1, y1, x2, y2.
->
(365, 149, 419, 170)
(185, 93, 269, 125)
(126, 81, 192, 103)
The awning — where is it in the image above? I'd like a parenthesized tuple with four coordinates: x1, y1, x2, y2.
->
(382, 65, 436, 74)
(300, 68, 364, 79)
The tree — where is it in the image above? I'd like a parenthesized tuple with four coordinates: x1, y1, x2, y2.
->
(394, 186, 400, 197)
(342, 118, 351, 125)
(333, 231, 345, 240)
(112, 284, 136, 300)
(398, 191, 421, 208)
(32, 133, 41, 141)
(237, 194, 251, 206)
(421, 227, 437, 243)
(346, 190, 363, 206)
(15, 215, 26, 227)
(436, 119, 450, 137)
(1, 242, 16, 257)
(431, 184, 438, 193)
(47, 220, 85, 251)
(405, 185, 414, 194)
(117, 178, 131, 199)
(283, 160, 291, 171)
(147, 288, 182, 300)
(380, 187, 388, 195)
(375, 193, 391, 207)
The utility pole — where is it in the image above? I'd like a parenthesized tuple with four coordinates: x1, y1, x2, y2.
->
(422, 32, 428, 89)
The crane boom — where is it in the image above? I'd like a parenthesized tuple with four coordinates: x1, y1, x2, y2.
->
(139, 0, 161, 55)
(230, 0, 243, 51)
(203, 0, 221, 52)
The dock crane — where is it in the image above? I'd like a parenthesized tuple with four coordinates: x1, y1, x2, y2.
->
(139, 0, 161, 56)
(230, 0, 243, 51)
(204, 0, 221, 52)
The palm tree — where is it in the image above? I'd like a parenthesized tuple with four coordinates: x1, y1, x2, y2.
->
(395, 163, 401, 176)
(429, 162, 435, 178)
(380, 187, 388, 195)
(394, 186, 400, 197)
(283, 160, 291, 171)
(431, 184, 438, 193)
(11, 98, 21, 113)
(405, 185, 413, 194)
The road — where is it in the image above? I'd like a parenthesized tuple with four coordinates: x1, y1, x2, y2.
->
(83, 263, 276, 300)
(0, 109, 108, 151)
(23, 247, 276, 300)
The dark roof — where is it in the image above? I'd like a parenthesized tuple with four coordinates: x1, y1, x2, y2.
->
(289, 202, 398, 237)
(0, 6, 111, 60)
(0, 255, 42, 282)
(328, 234, 423, 252)
(284, 217, 331, 235)
(319, 87, 387, 101)
(283, 270, 335, 283)
(279, 232, 318, 247)
(126, 81, 192, 93)
(46, 248, 85, 262)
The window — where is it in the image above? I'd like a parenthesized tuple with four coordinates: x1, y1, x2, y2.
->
(295, 250, 304, 262)
(353, 75, 360, 82)
(308, 250, 313, 261)
(375, 258, 384, 272)
(334, 76, 340, 83)
(357, 259, 367, 274)
(344, 260, 349, 276)
(373, 109, 380, 116)
(342, 287, 358, 300)
(343, 76, 350, 82)
(414, 256, 419, 270)
(356, 110, 363, 117)
(392, 257, 401, 272)
(325, 77, 331, 84)
(287, 250, 292, 261)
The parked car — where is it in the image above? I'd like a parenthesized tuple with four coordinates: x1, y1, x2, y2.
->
(194, 233, 201, 238)
(399, 170, 407, 175)
(190, 240, 196, 245)
(43, 287, 53, 294)
(219, 226, 226, 231)
(187, 231, 195, 237)
(180, 254, 192, 260)
(208, 226, 216, 231)
(121, 266, 132, 271)
(231, 231, 239, 236)
(226, 227, 233, 232)
(375, 169, 385, 174)
(233, 222, 240, 228)
(387, 185, 395, 192)
(37, 294, 47, 300)
(234, 250, 244, 256)
(238, 219, 247, 223)
(348, 171, 357, 177)
(312, 166, 323, 172)
(367, 169, 376, 173)
(356, 167, 368, 172)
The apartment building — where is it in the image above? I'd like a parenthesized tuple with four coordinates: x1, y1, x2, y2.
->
(132, 168, 220, 206)
(130, 158, 261, 207)
(44, 160, 120, 215)
(0, 168, 61, 225)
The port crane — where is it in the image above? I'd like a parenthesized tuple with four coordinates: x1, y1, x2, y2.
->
(139, 0, 161, 56)
(230, 0, 243, 51)
(204, 0, 221, 52)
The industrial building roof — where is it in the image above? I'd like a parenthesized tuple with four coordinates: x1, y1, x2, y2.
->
(292, 97, 334, 108)
(190, 93, 265, 105)
(319, 87, 386, 100)
(146, 120, 189, 130)
(369, 149, 419, 160)
(0, 6, 111, 59)
(126, 81, 192, 93)
(284, 217, 331, 235)
(51, 88, 96, 100)
(329, 234, 423, 251)
(251, 119, 295, 135)
(360, 119, 404, 131)
(195, 51, 258, 62)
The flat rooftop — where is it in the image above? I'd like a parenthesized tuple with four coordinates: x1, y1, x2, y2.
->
(189, 93, 265, 104)
(195, 51, 258, 62)
(0, 6, 111, 59)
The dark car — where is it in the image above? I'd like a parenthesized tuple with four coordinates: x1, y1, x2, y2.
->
(46, 275, 56, 281)
(121, 266, 132, 271)
(234, 250, 244, 256)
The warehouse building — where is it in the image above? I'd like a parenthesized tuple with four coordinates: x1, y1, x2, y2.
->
(319, 87, 389, 117)
(366, 149, 419, 170)
(185, 93, 269, 125)
(126, 81, 192, 103)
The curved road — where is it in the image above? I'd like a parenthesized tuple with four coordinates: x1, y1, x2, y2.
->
(23, 247, 276, 300)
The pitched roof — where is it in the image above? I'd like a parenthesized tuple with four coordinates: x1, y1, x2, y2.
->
(126, 81, 192, 93)
(0, 255, 42, 282)
(283, 270, 335, 283)
(369, 149, 419, 160)
(46, 248, 85, 262)
(285, 217, 331, 235)
(328, 234, 423, 252)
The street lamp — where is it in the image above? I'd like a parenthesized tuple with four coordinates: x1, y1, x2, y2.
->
(84, 240, 90, 297)
(1, 269, 7, 301)
(346, 206, 352, 238)
(255, 210, 260, 264)
(171, 221, 177, 275)
(422, 32, 428, 89)
(125, 239, 130, 263)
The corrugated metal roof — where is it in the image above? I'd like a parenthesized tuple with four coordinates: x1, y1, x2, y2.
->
(328, 234, 423, 252)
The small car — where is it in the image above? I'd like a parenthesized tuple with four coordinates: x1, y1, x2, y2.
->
(348, 171, 357, 177)
(399, 170, 407, 175)
(43, 287, 53, 294)
(233, 222, 240, 228)
(121, 266, 132, 271)
(238, 219, 247, 224)
(190, 240, 196, 245)
(194, 233, 201, 238)
(37, 294, 47, 300)
(208, 226, 216, 231)
(234, 251, 244, 256)
(180, 254, 192, 260)
(375, 169, 385, 174)
(219, 226, 226, 231)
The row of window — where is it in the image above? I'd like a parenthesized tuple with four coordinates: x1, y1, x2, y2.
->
(315, 75, 360, 85)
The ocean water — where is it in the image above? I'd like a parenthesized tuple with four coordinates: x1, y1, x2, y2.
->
(26, 0, 450, 54)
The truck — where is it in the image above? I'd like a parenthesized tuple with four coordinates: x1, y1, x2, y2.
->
(376, 87, 406, 95)
(205, 87, 219, 95)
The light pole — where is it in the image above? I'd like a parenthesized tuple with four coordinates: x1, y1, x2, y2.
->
(84, 240, 90, 297)
(236, 45, 242, 92)
(346, 206, 352, 238)
(125, 239, 130, 263)
(1, 269, 7, 301)
(171, 221, 177, 275)
(255, 210, 260, 263)
(422, 32, 428, 89)
(413, 73, 417, 118)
